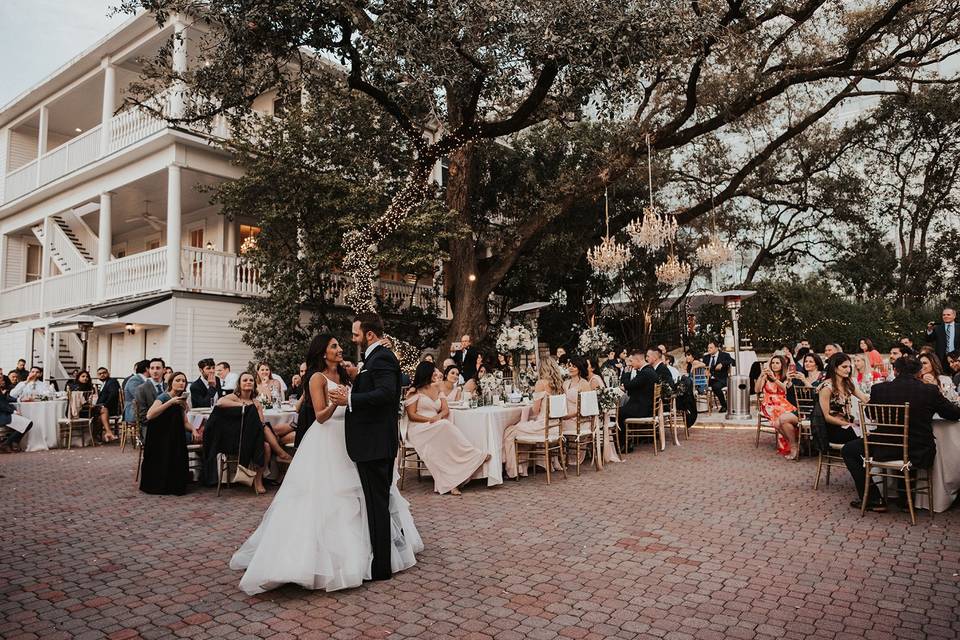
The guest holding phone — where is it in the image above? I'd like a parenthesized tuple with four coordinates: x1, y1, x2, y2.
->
(140, 372, 199, 495)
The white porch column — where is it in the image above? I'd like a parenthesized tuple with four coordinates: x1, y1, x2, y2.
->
(36, 106, 49, 187)
(169, 19, 188, 119)
(100, 59, 116, 156)
(42, 324, 52, 379)
(166, 164, 182, 289)
(96, 192, 112, 299)
(39, 216, 50, 314)
(225, 219, 237, 254)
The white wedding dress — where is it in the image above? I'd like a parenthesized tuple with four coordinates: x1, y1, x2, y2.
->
(229, 378, 423, 595)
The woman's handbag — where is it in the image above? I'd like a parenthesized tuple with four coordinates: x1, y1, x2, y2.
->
(232, 403, 256, 486)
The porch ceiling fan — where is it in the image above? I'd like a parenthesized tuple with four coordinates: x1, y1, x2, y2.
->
(125, 200, 166, 231)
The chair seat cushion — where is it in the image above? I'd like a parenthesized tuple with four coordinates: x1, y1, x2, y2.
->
(867, 458, 910, 470)
(562, 429, 596, 438)
(516, 433, 561, 444)
(624, 418, 656, 425)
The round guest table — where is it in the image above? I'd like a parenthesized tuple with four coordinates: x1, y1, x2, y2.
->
(17, 400, 68, 452)
(449, 404, 526, 487)
(915, 418, 960, 513)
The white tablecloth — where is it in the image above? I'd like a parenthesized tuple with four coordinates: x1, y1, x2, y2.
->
(916, 419, 960, 513)
(187, 408, 297, 429)
(17, 400, 67, 452)
(449, 404, 525, 487)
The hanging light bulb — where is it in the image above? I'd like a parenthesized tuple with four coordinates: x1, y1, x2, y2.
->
(587, 187, 631, 277)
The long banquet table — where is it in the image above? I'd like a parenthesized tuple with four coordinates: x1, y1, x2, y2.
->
(449, 404, 525, 487)
(17, 400, 68, 452)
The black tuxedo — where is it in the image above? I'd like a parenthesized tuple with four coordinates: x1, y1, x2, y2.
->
(925, 321, 958, 365)
(98, 378, 122, 416)
(345, 343, 401, 580)
(842, 376, 960, 501)
(618, 366, 658, 449)
(702, 350, 734, 410)
(453, 347, 479, 381)
(190, 376, 223, 409)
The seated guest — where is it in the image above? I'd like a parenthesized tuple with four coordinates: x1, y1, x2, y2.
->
(586, 357, 606, 390)
(618, 349, 658, 451)
(96, 367, 121, 418)
(11, 367, 54, 399)
(123, 360, 149, 425)
(216, 361, 239, 393)
(789, 352, 824, 389)
(823, 343, 842, 359)
(918, 352, 956, 396)
(140, 372, 200, 495)
(163, 366, 174, 387)
(286, 362, 307, 400)
(663, 354, 682, 383)
(756, 355, 799, 459)
(12, 359, 28, 382)
(852, 354, 877, 390)
(496, 352, 513, 372)
(602, 350, 623, 373)
(646, 347, 673, 387)
(65, 370, 82, 391)
(562, 358, 593, 466)
(886, 344, 912, 381)
(842, 355, 960, 511)
(255, 362, 283, 403)
(0, 376, 33, 453)
(702, 342, 733, 413)
(438, 365, 464, 402)
(213, 372, 270, 492)
(504, 357, 565, 478)
(74, 370, 118, 442)
(462, 363, 491, 397)
(404, 362, 489, 495)
(899, 336, 914, 350)
(6, 370, 19, 388)
(859, 338, 887, 378)
(684, 351, 707, 389)
(946, 350, 960, 388)
(817, 353, 869, 447)
(190, 358, 223, 408)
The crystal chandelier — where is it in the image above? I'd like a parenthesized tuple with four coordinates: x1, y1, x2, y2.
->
(626, 134, 677, 250)
(656, 250, 692, 285)
(695, 187, 733, 267)
(696, 233, 733, 267)
(587, 187, 631, 277)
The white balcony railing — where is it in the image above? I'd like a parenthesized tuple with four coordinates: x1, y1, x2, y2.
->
(104, 247, 167, 300)
(108, 107, 166, 154)
(42, 269, 97, 313)
(0, 280, 42, 320)
(181, 247, 261, 295)
(5, 161, 38, 202)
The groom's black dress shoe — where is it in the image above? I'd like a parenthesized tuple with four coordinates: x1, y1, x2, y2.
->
(850, 498, 887, 513)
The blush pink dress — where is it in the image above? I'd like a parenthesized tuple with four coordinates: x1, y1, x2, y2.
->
(502, 391, 564, 478)
(405, 393, 487, 495)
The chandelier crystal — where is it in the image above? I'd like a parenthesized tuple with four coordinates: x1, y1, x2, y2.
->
(626, 134, 678, 250)
(587, 187, 631, 277)
(656, 251, 692, 285)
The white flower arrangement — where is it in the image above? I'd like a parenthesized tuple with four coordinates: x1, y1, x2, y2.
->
(598, 385, 625, 412)
(578, 325, 613, 357)
(479, 373, 502, 398)
(495, 322, 536, 354)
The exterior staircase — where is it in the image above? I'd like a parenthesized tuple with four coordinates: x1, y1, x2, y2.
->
(30, 209, 99, 274)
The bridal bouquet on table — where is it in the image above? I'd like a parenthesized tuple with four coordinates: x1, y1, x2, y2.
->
(598, 385, 625, 412)
(577, 325, 613, 357)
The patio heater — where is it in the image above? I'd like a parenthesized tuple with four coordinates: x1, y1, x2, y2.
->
(718, 290, 755, 420)
(77, 320, 94, 373)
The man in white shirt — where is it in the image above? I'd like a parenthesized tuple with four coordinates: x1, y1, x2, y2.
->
(216, 361, 239, 392)
(10, 367, 54, 399)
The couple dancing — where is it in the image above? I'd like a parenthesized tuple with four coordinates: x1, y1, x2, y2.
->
(230, 313, 423, 594)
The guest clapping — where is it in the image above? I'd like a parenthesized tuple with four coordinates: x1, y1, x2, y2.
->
(404, 362, 489, 495)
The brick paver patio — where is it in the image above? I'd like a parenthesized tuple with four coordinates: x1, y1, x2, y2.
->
(2, 428, 958, 640)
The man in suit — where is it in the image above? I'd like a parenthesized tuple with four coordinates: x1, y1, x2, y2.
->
(842, 354, 960, 511)
(617, 349, 658, 451)
(452, 334, 479, 381)
(702, 341, 734, 413)
(925, 306, 957, 365)
(96, 367, 121, 418)
(646, 347, 674, 386)
(123, 360, 149, 424)
(190, 358, 223, 408)
(330, 312, 401, 581)
(134, 358, 166, 439)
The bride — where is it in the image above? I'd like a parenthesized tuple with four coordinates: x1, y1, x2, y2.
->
(229, 334, 422, 594)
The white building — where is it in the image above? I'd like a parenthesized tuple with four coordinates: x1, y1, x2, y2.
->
(0, 12, 438, 382)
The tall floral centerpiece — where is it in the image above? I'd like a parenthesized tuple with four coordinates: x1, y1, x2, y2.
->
(495, 321, 537, 387)
(578, 325, 613, 358)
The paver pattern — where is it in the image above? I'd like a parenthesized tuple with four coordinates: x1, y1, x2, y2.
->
(2, 428, 959, 640)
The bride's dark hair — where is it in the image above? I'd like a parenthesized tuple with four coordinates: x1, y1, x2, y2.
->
(305, 334, 350, 387)
(412, 361, 436, 390)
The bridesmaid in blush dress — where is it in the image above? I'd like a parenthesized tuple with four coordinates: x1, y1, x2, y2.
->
(503, 357, 566, 478)
(405, 362, 490, 495)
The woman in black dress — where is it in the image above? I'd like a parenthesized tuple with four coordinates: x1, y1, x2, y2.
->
(140, 372, 200, 495)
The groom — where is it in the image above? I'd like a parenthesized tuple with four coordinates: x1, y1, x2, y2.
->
(330, 312, 401, 581)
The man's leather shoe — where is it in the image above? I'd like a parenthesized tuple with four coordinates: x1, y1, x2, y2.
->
(850, 498, 887, 513)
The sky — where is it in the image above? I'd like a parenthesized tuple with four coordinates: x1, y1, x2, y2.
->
(0, 0, 128, 107)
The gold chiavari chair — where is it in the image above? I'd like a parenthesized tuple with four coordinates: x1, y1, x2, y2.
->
(515, 394, 566, 483)
(623, 384, 662, 455)
(563, 390, 600, 476)
(792, 385, 817, 458)
(397, 415, 428, 490)
(754, 390, 778, 448)
(858, 402, 929, 525)
(57, 389, 94, 449)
